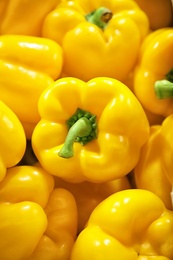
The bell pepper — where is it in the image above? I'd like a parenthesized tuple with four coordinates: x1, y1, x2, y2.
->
(54, 175, 131, 233)
(133, 0, 173, 30)
(32, 76, 149, 183)
(133, 28, 173, 118)
(70, 189, 173, 260)
(0, 34, 63, 139)
(0, 165, 78, 260)
(133, 123, 172, 210)
(0, 0, 61, 36)
(0, 100, 26, 182)
(42, 0, 149, 82)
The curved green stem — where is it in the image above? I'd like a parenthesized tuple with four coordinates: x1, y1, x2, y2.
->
(58, 108, 98, 158)
(85, 7, 113, 29)
(155, 80, 173, 99)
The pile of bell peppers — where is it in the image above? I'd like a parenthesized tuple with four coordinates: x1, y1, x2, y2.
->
(0, 0, 173, 259)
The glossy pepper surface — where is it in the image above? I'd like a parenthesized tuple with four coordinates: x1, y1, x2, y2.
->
(157, 114, 173, 207)
(0, 0, 61, 36)
(70, 189, 173, 260)
(0, 100, 26, 182)
(0, 34, 63, 139)
(0, 165, 78, 260)
(32, 77, 149, 183)
(133, 28, 173, 117)
(42, 0, 149, 82)
(134, 123, 172, 210)
(54, 175, 131, 233)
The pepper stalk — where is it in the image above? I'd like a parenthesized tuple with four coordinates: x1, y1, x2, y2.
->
(85, 7, 113, 30)
(154, 68, 173, 99)
(58, 108, 97, 158)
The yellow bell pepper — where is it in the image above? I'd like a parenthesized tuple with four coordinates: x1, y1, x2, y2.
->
(133, 28, 173, 117)
(70, 189, 173, 260)
(0, 165, 78, 260)
(42, 0, 149, 82)
(133, 123, 172, 210)
(0, 100, 26, 182)
(54, 175, 131, 233)
(32, 76, 149, 183)
(0, 34, 63, 139)
(0, 0, 61, 36)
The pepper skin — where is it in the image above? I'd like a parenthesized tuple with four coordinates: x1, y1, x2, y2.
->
(158, 114, 173, 207)
(0, 0, 61, 36)
(54, 175, 131, 233)
(42, 0, 149, 82)
(133, 0, 173, 30)
(159, 114, 173, 185)
(133, 124, 172, 210)
(0, 165, 78, 260)
(0, 100, 26, 182)
(133, 28, 173, 117)
(32, 77, 149, 183)
(0, 34, 63, 139)
(70, 189, 173, 260)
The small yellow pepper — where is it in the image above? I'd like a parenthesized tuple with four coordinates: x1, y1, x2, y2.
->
(54, 175, 131, 233)
(70, 189, 173, 260)
(42, 0, 149, 82)
(133, 123, 172, 210)
(32, 77, 149, 183)
(0, 165, 78, 260)
(0, 34, 63, 139)
(0, 100, 26, 182)
(133, 28, 173, 117)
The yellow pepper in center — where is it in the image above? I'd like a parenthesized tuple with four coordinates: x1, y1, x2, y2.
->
(32, 77, 149, 183)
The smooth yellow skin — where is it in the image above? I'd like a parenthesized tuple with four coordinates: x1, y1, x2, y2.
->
(134, 124, 172, 210)
(0, 35, 63, 139)
(42, 0, 149, 82)
(0, 202, 47, 260)
(0, 0, 61, 36)
(70, 189, 173, 260)
(54, 175, 131, 233)
(133, 28, 173, 117)
(0, 100, 26, 182)
(0, 165, 54, 207)
(0, 166, 78, 260)
(32, 77, 149, 183)
(28, 188, 78, 260)
(159, 114, 173, 186)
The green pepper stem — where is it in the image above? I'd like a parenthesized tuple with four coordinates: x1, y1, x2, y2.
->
(58, 117, 92, 158)
(85, 7, 113, 29)
(155, 80, 173, 99)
